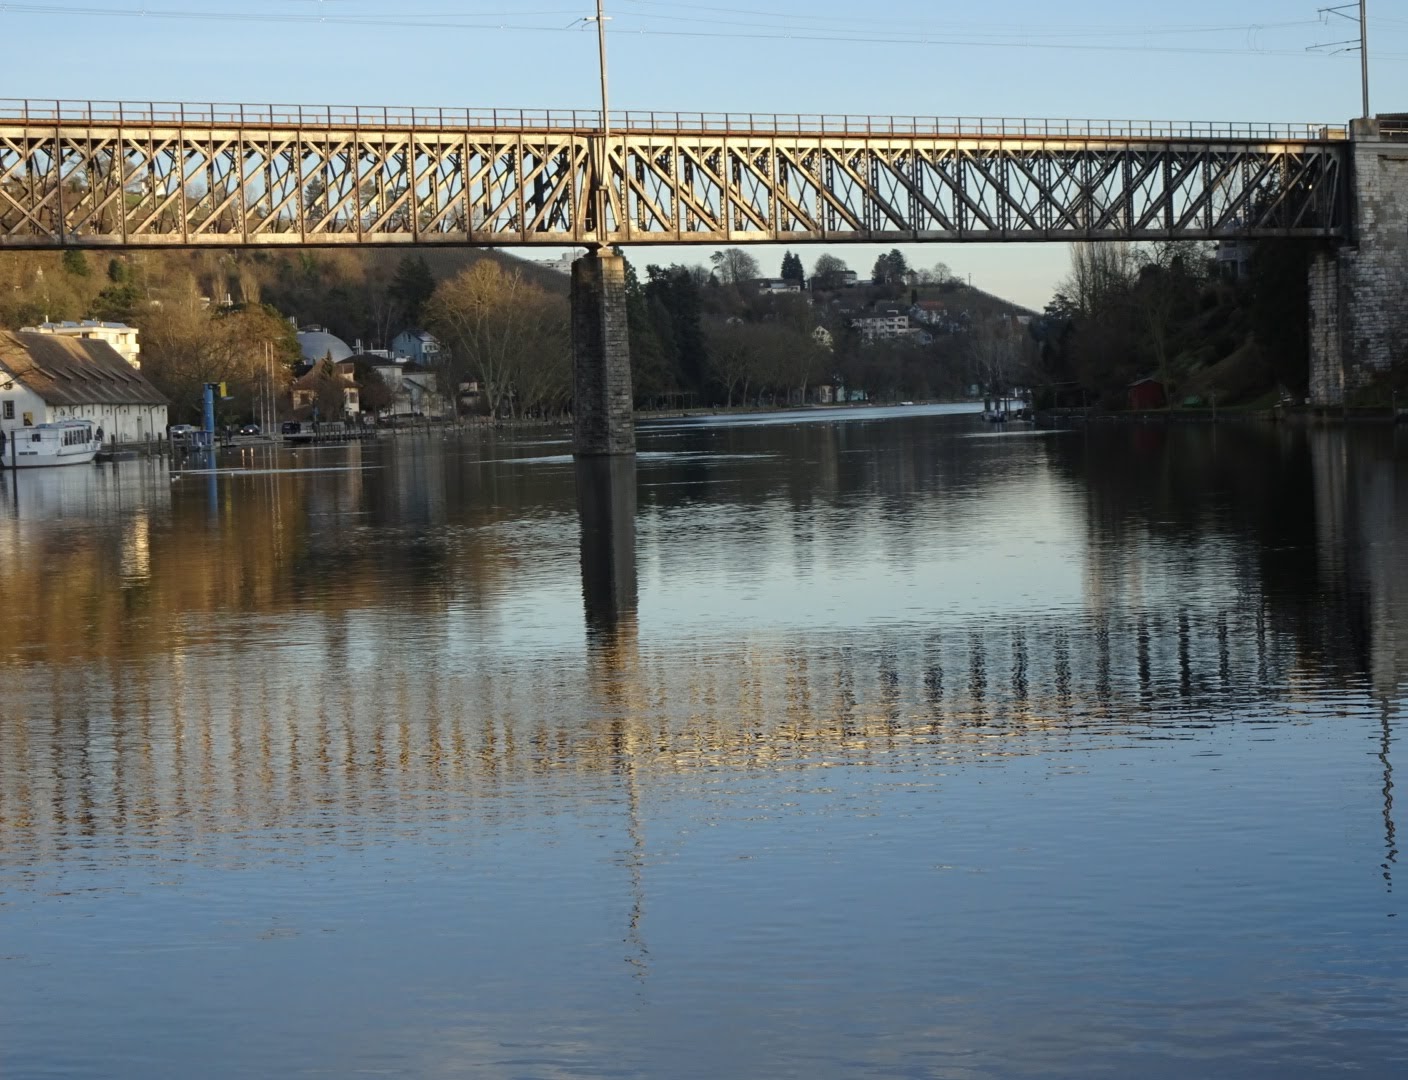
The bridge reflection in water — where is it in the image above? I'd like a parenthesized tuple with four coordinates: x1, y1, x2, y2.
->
(578, 455, 638, 647)
(0, 422, 1398, 894)
(0, 416, 1404, 1078)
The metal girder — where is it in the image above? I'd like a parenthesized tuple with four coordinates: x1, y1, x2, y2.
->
(0, 114, 1347, 247)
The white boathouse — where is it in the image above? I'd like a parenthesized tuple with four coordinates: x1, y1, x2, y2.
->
(0, 330, 169, 445)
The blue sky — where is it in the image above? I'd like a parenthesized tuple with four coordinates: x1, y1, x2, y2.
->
(3, 0, 1404, 308)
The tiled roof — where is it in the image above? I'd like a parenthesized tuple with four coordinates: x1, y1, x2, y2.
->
(0, 331, 167, 407)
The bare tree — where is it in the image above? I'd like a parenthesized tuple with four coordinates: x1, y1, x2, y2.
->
(968, 317, 1037, 403)
(1059, 241, 1137, 317)
(424, 261, 569, 419)
(706, 321, 761, 408)
(709, 248, 761, 285)
(811, 253, 850, 289)
(916, 260, 957, 286)
(140, 278, 297, 421)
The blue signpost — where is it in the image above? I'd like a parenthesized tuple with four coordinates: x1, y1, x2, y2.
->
(202, 382, 217, 446)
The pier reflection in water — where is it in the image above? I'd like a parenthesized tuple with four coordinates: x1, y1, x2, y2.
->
(0, 407, 1404, 1079)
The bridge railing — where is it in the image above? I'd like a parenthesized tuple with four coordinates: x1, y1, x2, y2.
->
(0, 99, 1348, 142)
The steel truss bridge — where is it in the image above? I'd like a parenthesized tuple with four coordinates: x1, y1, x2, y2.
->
(0, 100, 1350, 249)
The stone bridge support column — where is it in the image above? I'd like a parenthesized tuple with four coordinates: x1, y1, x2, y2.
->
(1310, 119, 1408, 405)
(572, 248, 635, 456)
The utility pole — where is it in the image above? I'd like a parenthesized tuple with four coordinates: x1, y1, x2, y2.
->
(1313, 3, 1371, 119)
(1359, 0, 1370, 120)
(571, 0, 634, 456)
(588, 0, 612, 244)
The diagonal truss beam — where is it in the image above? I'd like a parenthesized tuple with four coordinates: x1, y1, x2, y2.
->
(0, 117, 1348, 247)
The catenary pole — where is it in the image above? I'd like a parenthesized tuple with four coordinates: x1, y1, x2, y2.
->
(593, 0, 611, 243)
(1359, 0, 1370, 119)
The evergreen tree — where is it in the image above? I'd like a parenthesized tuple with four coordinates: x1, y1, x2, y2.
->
(887, 249, 910, 282)
(780, 251, 805, 284)
(645, 265, 708, 396)
(389, 255, 436, 329)
(871, 249, 911, 286)
(61, 249, 91, 278)
(91, 281, 140, 323)
(624, 259, 672, 405)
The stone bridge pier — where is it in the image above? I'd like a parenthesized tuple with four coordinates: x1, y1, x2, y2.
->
(1310, 118, 1408, 405)
(572, 248, 635, 456)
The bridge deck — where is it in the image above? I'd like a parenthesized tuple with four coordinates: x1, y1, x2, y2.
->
(0, 99, 1349, 141)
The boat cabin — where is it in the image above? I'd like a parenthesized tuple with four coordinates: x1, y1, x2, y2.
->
(3, 419, 101, 469)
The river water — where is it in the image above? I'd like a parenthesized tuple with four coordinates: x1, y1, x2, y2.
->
(0, 405, 1404, 1078)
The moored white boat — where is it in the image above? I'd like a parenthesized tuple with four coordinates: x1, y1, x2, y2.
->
(5, 419, 101, 468)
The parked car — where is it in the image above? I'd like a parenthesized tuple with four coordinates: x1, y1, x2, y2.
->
(168, 424, 198, 442)
(238, 423, 261, 436)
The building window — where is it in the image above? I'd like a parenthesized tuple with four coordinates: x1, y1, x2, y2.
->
(2, 401, 12, 420)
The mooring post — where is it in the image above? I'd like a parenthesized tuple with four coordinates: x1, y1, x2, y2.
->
(572, 248, 635, 456)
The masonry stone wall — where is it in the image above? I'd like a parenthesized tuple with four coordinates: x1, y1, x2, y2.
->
(1309, 123, 1408, 404)
(572, 251, 636, 456)
(1307, 250, 1343, 405)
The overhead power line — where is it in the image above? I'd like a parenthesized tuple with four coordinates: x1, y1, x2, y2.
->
(0, 2, 1403, 59)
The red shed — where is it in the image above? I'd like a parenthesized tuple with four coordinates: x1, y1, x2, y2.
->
(1127, 377, 1167, 410)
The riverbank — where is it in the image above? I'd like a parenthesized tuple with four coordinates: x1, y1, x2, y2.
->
(381, 399, 980, 432)
(1038, 404, 1408, 427)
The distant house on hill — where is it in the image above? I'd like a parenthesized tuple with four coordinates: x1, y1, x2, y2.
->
(291, 360, 360, 419)
(1215, 238, 1253, 280)
(353, 354, 448, 419)
(536, 249, 587, 275)
(757, 278, 802, 294)
(852, 309, 910, 343)
(391, 329, 441, 365)
(811, 270, 858, 290)
(0, 330, 168, 443)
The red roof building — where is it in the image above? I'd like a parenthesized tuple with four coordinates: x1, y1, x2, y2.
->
(1128, 377, 1167, 411)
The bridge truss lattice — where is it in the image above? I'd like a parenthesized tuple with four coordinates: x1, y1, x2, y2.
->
(0, 102, 1348, 248)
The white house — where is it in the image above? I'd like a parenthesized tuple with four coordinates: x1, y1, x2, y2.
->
(391, 329, 441, 365)
(1215, 238, 1253, 280)
(371, 361, 447, 418)
(0, 330, 168, 444)
(536, 249, 588, 275)
(851, 310, 911, 343)
(757, 278, 803, 294)
(20, 320, 142, 369)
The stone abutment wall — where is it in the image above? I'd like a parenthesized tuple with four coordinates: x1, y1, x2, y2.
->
(1310, 121, 1408, 405)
